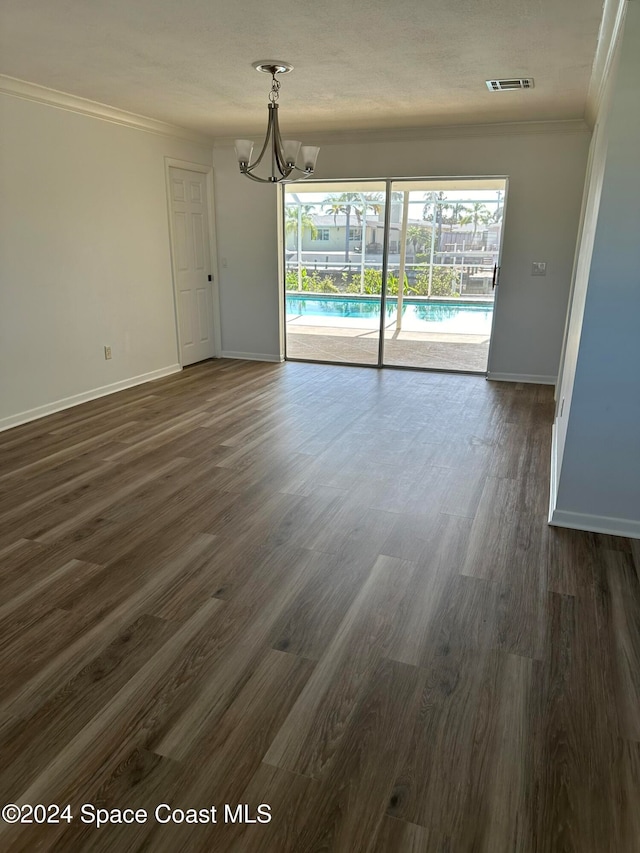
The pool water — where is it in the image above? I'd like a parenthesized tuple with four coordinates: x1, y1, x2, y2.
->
(286, 295, 493, 335)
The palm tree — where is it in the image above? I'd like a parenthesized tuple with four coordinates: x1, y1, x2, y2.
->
(439, 202, 458, 248)
(406, 224, 429, 256)
(422, 191, 442, 221)
(360, 192, 384, 220)
(442, 201, 470, 233)
(422, 191, 447, 252)
(285, 203, 317, 292)
(285, 203, 317, 244)
(322, 193, 357, 263)
(322, 193, 382, 263)
(448, 202, 469, 225)
(460, 202, 491, 246)
(491, 190, 504, 224)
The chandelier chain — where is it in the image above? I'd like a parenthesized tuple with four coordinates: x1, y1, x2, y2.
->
(268, 75, 281, 104)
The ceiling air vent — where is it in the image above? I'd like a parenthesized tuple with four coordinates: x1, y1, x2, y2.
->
(486, 78, 534, 91)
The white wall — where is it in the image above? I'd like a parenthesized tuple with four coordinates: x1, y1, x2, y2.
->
(551, 1, 640, 538)
(552, 8, 623, 512)
(0, 92, 213, 429)
(213, 125, 590, 379)
(211, 154, 282, 361)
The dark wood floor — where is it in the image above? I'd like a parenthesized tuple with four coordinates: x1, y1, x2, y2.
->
(0, 360, 639, 852)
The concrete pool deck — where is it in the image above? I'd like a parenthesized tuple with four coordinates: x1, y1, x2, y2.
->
(286, 323, 490, 372)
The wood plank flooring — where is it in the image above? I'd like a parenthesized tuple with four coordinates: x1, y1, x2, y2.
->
(1, 359, 639, 852)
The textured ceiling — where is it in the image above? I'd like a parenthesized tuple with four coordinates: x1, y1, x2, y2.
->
(0, 0, 605, 136)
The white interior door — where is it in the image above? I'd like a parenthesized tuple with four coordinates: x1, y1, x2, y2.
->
(169, 166, 215, 365)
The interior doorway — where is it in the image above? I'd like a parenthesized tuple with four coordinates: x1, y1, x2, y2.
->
(167, 162, 218, 366)
(282, 177, 507, 373)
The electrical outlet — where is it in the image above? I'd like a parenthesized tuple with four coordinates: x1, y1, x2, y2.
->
(532, 261, 547, 276)
(104, 346, 112, 360)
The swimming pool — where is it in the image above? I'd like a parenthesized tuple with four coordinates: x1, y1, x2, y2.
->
(286, 294, 493, 335)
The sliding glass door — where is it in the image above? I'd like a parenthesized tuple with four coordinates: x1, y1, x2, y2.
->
(382, 179, 505, 371)
(283, 182, 386, 365)
(283, 177, 507, 373)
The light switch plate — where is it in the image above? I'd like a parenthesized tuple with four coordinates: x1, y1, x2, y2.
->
(532, 261, 547, 276)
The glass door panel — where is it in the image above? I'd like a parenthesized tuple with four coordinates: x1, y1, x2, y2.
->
(383, 179, 506, 372)
(283, 181, 387, 365)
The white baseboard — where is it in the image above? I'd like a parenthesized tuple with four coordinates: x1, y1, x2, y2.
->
(548, 419, 639, 539)
(0, 364, 182, 433)
(220, 351, 284, 363)
(487, 372, 556, 385)
(549, 508, 640, 540)
(549, 509, 640, 539)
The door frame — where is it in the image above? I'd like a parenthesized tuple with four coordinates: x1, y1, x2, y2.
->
(165, 158, 222, 366)
(484, 176, 509, 377)
(280, 175, 509, 375)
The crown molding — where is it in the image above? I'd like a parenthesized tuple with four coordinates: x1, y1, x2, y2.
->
(213, 118, 589, 149)
(585, 0, 628, 128)
(0, 75, 214, 146)
(0, 75, 589, 149)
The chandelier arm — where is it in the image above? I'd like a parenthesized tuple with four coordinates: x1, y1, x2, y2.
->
(271, 108, 293, 177)
(245, 106, 274, 172)
(240, 168, 278, 183)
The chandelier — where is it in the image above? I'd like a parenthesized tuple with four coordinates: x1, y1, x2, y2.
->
(234, 62, 319, 184)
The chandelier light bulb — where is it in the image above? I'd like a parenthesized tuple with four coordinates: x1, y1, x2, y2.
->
(300, 146, 320, 172)
(282, 140, 302, 167)
(234, 139, 255, 164)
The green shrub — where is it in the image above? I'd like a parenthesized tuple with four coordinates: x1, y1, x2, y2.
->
(413, 267, 460, 297)
(344, 268, 406, 295)
(287, 265, 459, 297)
(286, 268, 339, 293)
